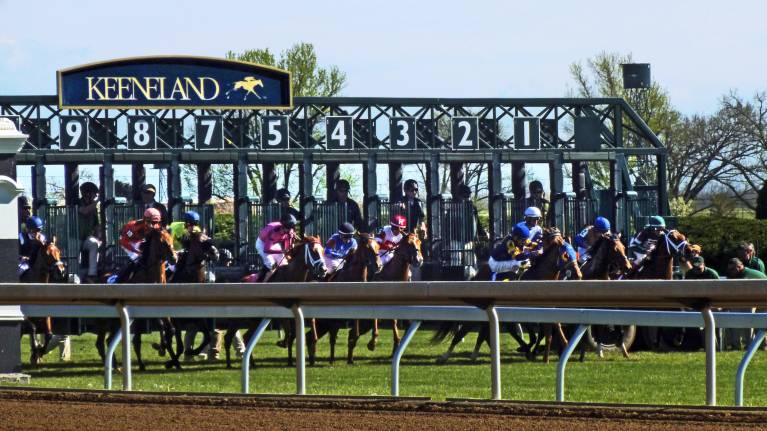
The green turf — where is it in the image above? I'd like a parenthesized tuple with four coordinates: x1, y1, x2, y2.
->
(5, 329, 767, 406)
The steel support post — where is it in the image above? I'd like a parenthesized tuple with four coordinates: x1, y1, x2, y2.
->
(131, 162, 145, 203)
(702, 306, 717, 406)
(389, 162, 403, 202)
(32, 160, 46, 212)
(168, 155, 182, 222)
(657, 154, 669, 216)
(233, 155, 249, 262)
(449, 162, 465, 196)
(486, 304, 501, 400)
(326, 162, 340, 201)
(300, 152, 314, 233)
(610, 160, 623, 235)
(556, 324, 588, 402)
(292, 303, 306, 395)
(64, 162, 79, 206)
(197, 162, 213, 204)
(735, 329, 766, 406)
(104, 327, 122, 390)
(426, 154, 441, 261)
(488, 152, 503, 241)
(391, 320, 421, 397)
(550, 156, 564, 229)
(262, 162, 277, 203)
(241, 318, 271, 394)
(100, 156, 114, 265)
(116, 303, 132, 391)
(363, 152, 378, 229)
(511, 162, 526, 199)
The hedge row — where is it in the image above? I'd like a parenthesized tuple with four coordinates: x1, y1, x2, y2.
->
(677, 216, 767, 273)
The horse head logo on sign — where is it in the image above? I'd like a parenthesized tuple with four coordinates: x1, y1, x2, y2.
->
(225, 76, 265, 101)
(57, 56, 292, 110)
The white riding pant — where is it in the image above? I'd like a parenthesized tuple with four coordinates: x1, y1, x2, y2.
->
(82, 236, 101, 276)
(255, 238, 285, 270)
(324, 256, 344, 274)
(488, 257, 523, 274)
(122, 242, 141, 262)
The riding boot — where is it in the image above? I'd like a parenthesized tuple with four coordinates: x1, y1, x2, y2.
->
(256, 266, 268, 282)
(116, 260, 138, 283)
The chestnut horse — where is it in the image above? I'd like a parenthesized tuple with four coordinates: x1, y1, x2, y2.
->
(224, 236, 327, 368)
(20, 234, 66, 364)
(346, 233, 423, 364)
(306, 234, 382, 365)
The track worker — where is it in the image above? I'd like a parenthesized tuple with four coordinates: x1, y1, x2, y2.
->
(574, 216, 612, 265)
(117, 208, 162, 282)
(328, 179, 364, 231)
(254, 213, 297, 281)
(684, 256, 719, 280)
(376, 215, 407, 266)
(18, 216, 47, 277)
(627, 215, 667, 266)
(77, 182, 101, 283)
(139, 184, 169, 228)
(323, 222, 358, 275)
(488, 224, 535, 279)
(735, 242, 766, 274)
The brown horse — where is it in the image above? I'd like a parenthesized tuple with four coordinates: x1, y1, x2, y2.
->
(129, 227, 178, 370)
(225, 236, 327, 368)
(306, 234, 382, 365)
(20, 234, 66, 364)
(628, 229, 688, 280)
(578, 234, 633, 360)
(346, 233, 423, 364)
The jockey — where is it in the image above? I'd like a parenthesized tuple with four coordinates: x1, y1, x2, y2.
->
(119, 208, 162, 262)
(323, 222, 358, 274)
(488, 224, 535, 277)
(627, 215, 667, 266)
(574, 216, 612, 264)
(543, 227, 579, 279)
(255, 213, 297, 278)
(18, 216, 47, 276)
(376, 214, 406, 266)
(168, 211, 203, 251)
(516, 206, 544, 252)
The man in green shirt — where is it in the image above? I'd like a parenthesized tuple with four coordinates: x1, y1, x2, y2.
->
(736, 242, 766, 273)
(685, 256, 720, 279)
(727, 257, 767, 279)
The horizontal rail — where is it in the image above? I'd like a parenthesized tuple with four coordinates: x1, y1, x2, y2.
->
(17, 304, 767, 329)
(4, 280, 767, 308)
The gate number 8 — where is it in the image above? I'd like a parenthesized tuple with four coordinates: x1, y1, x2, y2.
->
(133, 120, 150, 147)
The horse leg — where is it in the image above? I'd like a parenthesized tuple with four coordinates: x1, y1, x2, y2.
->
(307, 319, 319, 366)
(347, 320, 360, 364)
(391, 320, 401, 356)
(223, 325, 235, 369)
(163, 319, 182, 370)
(543, 324, 553, 364)
(509, 323, 530, 354)
(37, 317, 53, 362)
(133, 330, 146, 372)
(437, 324, 462, 364)
(329, 322, 339, 365)
(26, 320, 40, 365)
(286, 321, 295, 367)
(367, 319, 379, 351)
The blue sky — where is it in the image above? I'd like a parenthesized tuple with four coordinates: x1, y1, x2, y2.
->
(1, 0, 765, 115)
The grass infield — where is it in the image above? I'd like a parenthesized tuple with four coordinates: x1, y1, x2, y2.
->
(5, 329, 767, 406)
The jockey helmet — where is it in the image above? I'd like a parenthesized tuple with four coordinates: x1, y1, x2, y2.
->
(275, 188, 291, 202)
(143, 207, 162, 222)
(645, 215, 666, 229)
(335, 179, 351, 192)
(511, 223, 530, 240)
(593, 216, 611, 232)
(79, 181, 98, 194)
(338, 222, 356, 236)
(280, 213, 297, 229)
(183, 211, 200, 225)
(141, 184, 157, 194)
(404, 179, 419, 192)
(26, 216, 44, 230)
(18, 195, 31, 208)
(524, 206, 542, 219)
(390, 214, 407, 229)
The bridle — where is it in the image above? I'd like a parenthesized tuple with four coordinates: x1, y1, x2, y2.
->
(303, 241, 327, 278)
(663, 229, 688, 256)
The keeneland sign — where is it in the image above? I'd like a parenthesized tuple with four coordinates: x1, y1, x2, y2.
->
(57, 56, 292, 110)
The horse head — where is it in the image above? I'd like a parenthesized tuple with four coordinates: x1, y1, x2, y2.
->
(604, 234, 632, 278)
(358, 233, 383, 275)
(44, 237, 66, 282)
(661, 229, 688, 258)
(397, 233, 423, 268)
(143, 227, 177, 267)
(301, 235, 328, 280)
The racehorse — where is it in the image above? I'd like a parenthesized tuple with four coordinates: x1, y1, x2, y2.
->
(578, 234, 633, 360)
(346, 233, 422, 364)
(20, 234, 66, 364)
(129, 228, 179, 370)
(306, 233, 382, 365)
(171, 231, 219, 359)
(434, 228, 577, 364)
(224, 236, 327, 368)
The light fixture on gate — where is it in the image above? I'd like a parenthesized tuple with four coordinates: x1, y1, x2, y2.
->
(621, 63, 651, 89)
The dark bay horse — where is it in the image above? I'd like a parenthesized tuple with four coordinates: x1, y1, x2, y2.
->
(306, 233, 382, 365)
(434, 228, 577, 364)
(346, 233, 423, 364)
(20, 235, 66, 364)
(171, 231, 219, 359)
(225, 236, 327, 368)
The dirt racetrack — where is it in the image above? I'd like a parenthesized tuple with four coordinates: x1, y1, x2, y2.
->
(1, 388, 766, 430)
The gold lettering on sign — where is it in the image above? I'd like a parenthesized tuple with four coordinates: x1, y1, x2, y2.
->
(86, 77, 105, 101)
(82, 75, 224, 102)
(169, 78, 189, 100)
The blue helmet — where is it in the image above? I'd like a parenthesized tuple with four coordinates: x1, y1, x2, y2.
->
(511, 223, 530, 240)
(26, 216, 43, 230)
(183, 211, 200, 224)
(594, 216, 611, 232)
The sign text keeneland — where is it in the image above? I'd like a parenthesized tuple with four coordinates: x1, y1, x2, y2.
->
(85, 76, 220, 102)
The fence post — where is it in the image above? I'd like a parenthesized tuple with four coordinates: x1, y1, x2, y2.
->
(556, 324, 588, 402)
(702, 306, 716, 406)
(116, 302, 132, 391)
(292, 303, 306, 395)
(486, 304, 502, 400)
(391, 320, 421, 396)
(735, 329, 767, 406)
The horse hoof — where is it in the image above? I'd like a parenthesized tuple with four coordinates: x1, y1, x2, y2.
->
(436, 355, 449, 364)
(139, 364, 146, 372)
(164, 361, 173, 369)
(151, 342, 166, 357)
(226, 363, 232, 369)
(276, 339, 287, 349)
(367, 338, 377, 352)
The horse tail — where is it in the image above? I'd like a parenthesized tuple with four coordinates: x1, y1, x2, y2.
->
(430, 322, 460, 345)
